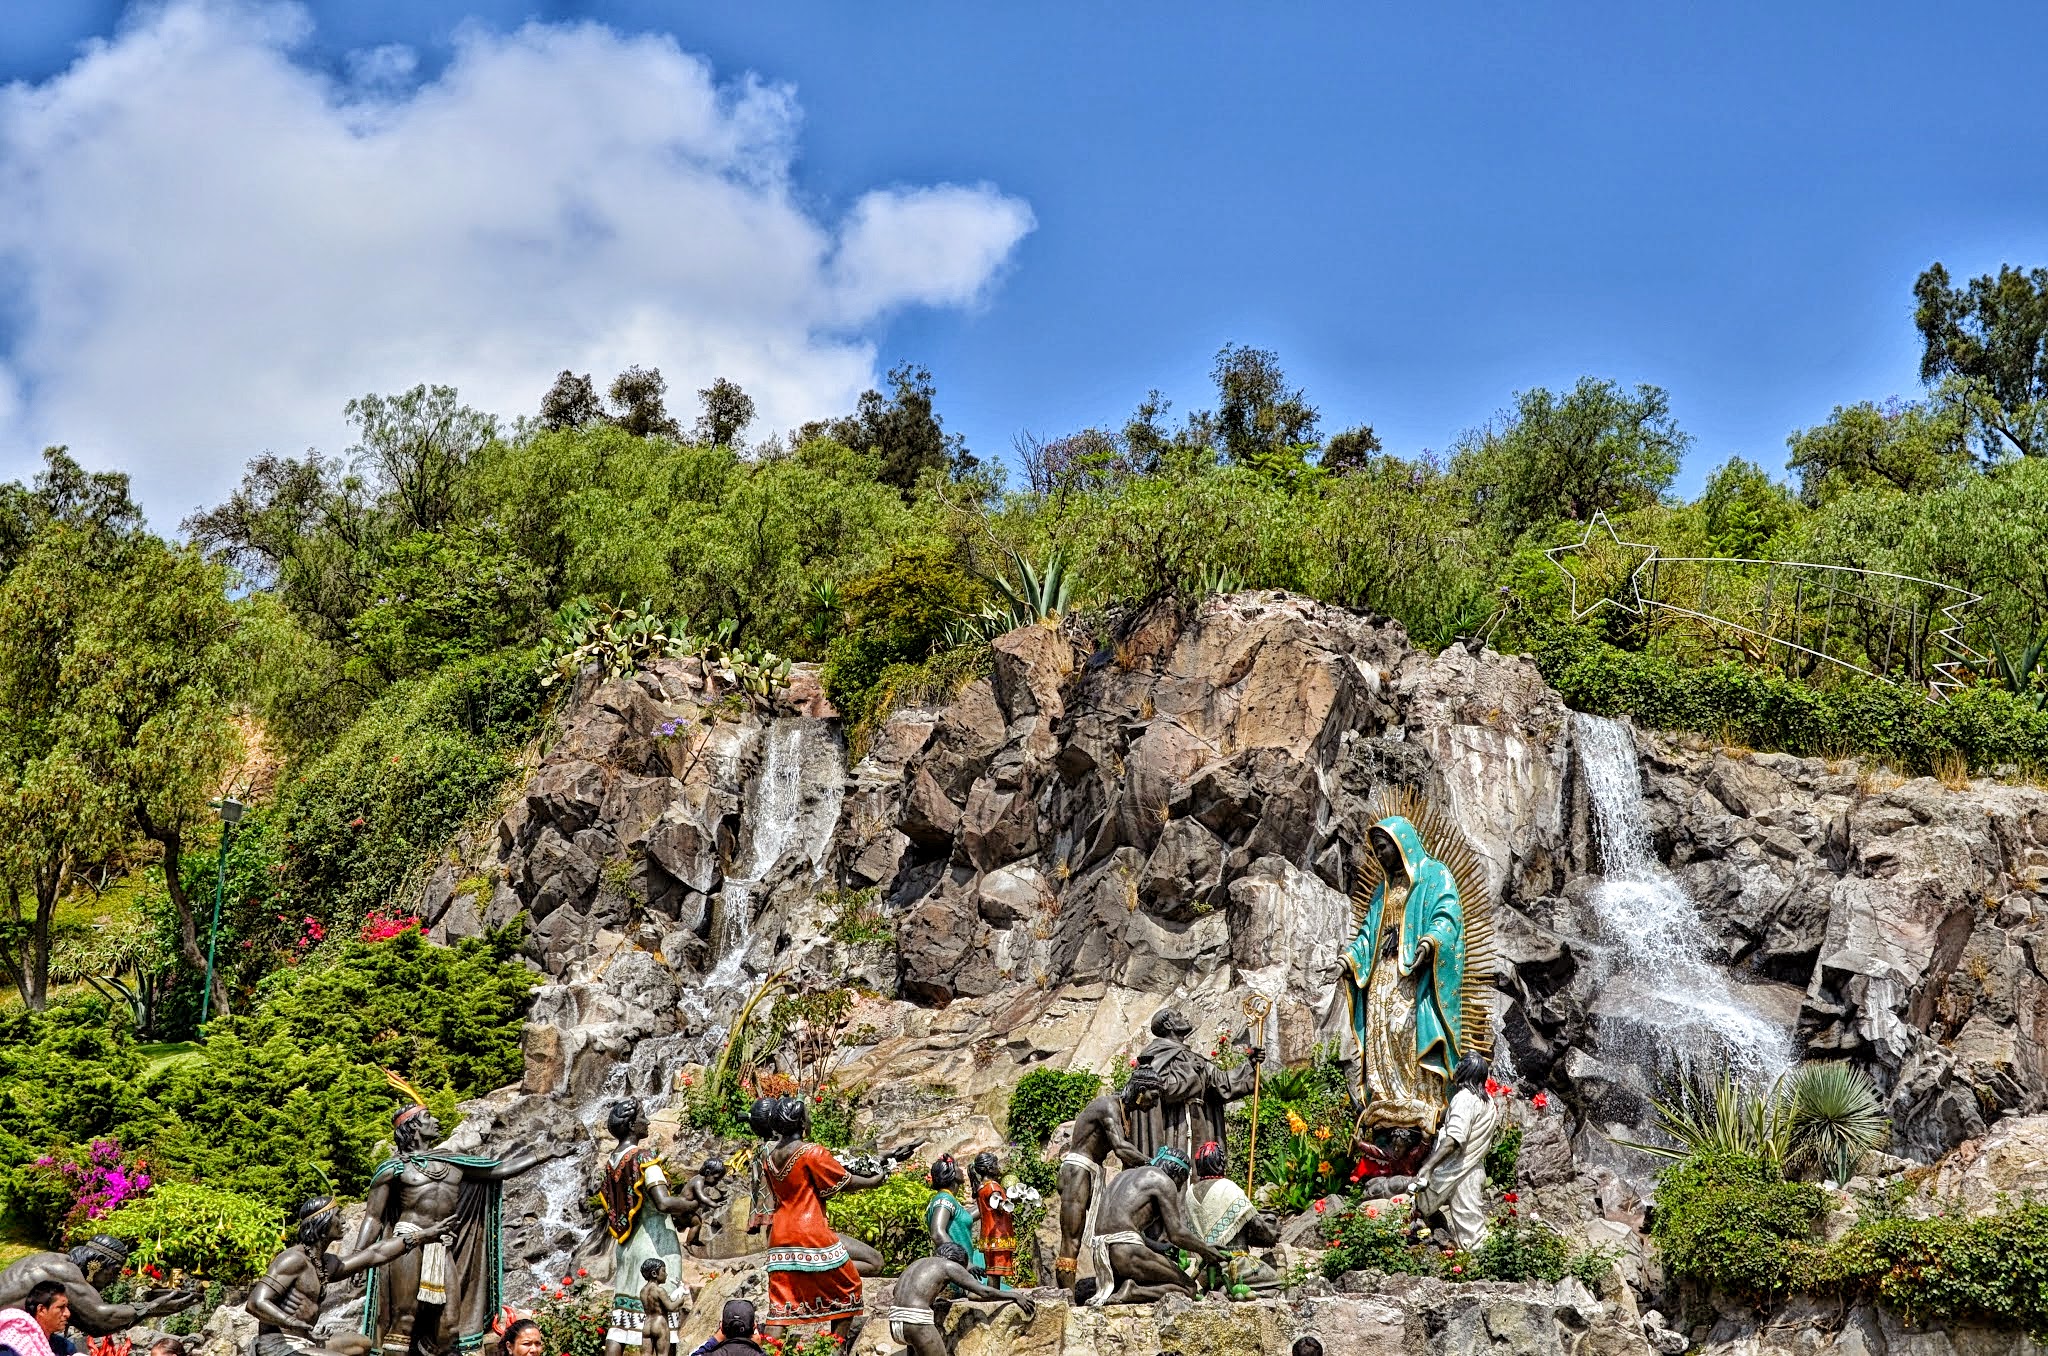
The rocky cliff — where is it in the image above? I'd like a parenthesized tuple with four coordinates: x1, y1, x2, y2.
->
(408, 591, 2048, 1346)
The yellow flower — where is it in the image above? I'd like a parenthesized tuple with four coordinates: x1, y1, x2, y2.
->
(1314, 1126, 1332, 1142)
(1318, 1162, 1333, 1175)
(1286, 1111, 1308, 1136)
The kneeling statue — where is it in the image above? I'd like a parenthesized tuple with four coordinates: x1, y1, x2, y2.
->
(248, 1198, 453, 1356)
(1085, 1148, 1228, 1306)
(1184, 1142, 1281, 1296)
(886, 1242, 1033, 1356)
(1410, 1054, 1502, 1251)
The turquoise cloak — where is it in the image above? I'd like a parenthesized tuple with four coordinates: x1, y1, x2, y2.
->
(1343, 814, 1467, 1094)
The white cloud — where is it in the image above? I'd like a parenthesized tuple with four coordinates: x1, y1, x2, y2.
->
(0, 1, 1035, 525)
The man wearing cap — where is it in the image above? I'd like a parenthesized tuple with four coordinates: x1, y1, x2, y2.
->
(685, 1301, 763, 1356)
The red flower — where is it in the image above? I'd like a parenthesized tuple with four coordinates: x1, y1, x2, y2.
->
(1503, 1191, 1518, 1202)
(1531, 1092, 1550, 1110)
(561, 1276, 572, 1286)
(349, 816, 366, 829)
(1313, 1199, 1327, 1214)
(576, 1268, 587, 1278)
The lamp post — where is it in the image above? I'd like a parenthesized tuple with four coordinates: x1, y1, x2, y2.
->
(200, 797, 245, 1027)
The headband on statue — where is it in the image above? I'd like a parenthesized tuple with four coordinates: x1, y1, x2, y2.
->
(384, 1068, 430, 1126)
(1152, 1146, 1191, 1173)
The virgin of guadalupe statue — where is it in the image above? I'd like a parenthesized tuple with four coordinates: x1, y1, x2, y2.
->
(1342, 796, 1494, 1134)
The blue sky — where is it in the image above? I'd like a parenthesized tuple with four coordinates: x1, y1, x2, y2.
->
(4, 2, 2047, 520)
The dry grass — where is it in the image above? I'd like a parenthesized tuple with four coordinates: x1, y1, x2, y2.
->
(1932, 748, 1972, 792)
(1138, 692, 1156, 720)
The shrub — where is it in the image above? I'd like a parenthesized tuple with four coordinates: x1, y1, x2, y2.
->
(1485, 1122, 1524, 1189)
(1650, 1150, 1827, 1298)
(1006, 1069, 1103, 1149)
(272, 650, 544, 925)
(1320, 1201, 1438, 1279)
(1545, 640, 2048, 774)
(1471, 1215, 1576, 1284)
(529, 1269, 607, 1356)
(97, 1181, 282, 1284)
(824, 1167, 935, 1271)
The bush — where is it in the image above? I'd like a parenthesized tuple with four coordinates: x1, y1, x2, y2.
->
(1472, 1215, 1578, 1284)
(98, 1181, 283, 1284)
(822, 547, 989, 746)
(1006, 1068, 1103, 1149)
(272, 650, 545, 925)
(1320, 1201, 1438, 1279)
(825, 1167, 936, 1271)
(1486, 1122, 1524, 1189)
(1545, 640, 2048, 774)
(1652, 1150, 1826, 1298)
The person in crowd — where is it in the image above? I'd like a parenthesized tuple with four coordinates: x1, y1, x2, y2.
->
(0, 1281, 75, 1356)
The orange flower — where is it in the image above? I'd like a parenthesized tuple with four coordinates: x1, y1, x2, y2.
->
(1285, 1111, 1308, 1136)
(1313, 1126, 1331, 1142)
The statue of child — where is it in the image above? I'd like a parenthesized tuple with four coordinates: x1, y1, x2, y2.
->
(636, 1258, 687, 1356)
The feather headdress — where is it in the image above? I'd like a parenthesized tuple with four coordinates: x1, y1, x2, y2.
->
(384, 1068, 431, 1127)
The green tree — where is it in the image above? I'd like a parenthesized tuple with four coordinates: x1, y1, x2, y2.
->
(1785, 398, 1971, 506)
(1696, 457, 1801, 557)
(694, 377, 757, 448)
(344, 385, 498, 535)
(1319, 425, 1384, 475)
(607, 366, 682, 440)
(1207, 343, 1322, 479)
(1453, 377, 1687, 540)
(800, 363, 973, 491)
(1914, 262, 2048, 460)
(539, 371, 604, 431)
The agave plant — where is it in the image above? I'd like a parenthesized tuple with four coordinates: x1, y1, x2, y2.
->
(1190, 562, 1246, 598)
(1624, 1063, 1887, 1181)
(990, 549, 1073, 629)
(1988, 629, 2048, 711)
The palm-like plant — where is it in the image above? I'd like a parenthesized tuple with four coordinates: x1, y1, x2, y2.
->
(1786, 1062, 1889, 1182)
(1625, 1064, 1887, 1181)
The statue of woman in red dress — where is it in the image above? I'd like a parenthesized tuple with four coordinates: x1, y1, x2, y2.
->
(758, 1096, 890, 1345)
(969, 1152, 1016, 1288)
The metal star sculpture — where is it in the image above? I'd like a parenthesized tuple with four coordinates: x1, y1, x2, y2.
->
(1542, 512, 1660, 620)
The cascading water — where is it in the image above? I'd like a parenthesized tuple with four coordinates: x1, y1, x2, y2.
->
(1573, 712, 1792, 1086)
(705, 723, 823, 988)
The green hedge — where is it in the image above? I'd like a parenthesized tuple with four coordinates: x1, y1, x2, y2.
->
(1544, 640, 2048, 773)
(0, 927, 534, 1231)
(1655, 1150, 2048, 1336)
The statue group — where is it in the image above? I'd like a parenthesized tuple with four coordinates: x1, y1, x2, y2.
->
(0, 796, 1507, 1355)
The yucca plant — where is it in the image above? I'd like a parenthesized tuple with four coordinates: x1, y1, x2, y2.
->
(1625, 1063, 1888, 1182)
(1786, 1063, 1888, 1183)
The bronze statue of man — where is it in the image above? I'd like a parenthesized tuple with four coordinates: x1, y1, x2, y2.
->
(0, 1237, 198, 1336)
(1052, 1067, 1158, 1297)
(1082, 1149, 1228, 1307)
(1128, 1009, 1260, 1160)
(352, 1096, 548, 1356)
(249, 1198, 453, 1356)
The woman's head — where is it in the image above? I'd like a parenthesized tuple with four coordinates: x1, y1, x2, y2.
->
(773, 1096, 808, 1138)
(1193, 1141, 1228, 1180)
(1368, 824, 1408, 888)
(970, 1151, 1000, 1182)
(502, 1319, 544, 1356)
(747, 1097, 780, 1139)
(929, 1154, 963, 1191)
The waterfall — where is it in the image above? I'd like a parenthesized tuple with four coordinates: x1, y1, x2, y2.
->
(703, 720, 844, 989)
(1573, 713, 1792, 1087)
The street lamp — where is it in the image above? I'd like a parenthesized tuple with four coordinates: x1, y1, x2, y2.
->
(200, 797, 245, 1027)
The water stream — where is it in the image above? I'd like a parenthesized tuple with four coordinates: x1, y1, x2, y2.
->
(1574, 712, 1792, 1086)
